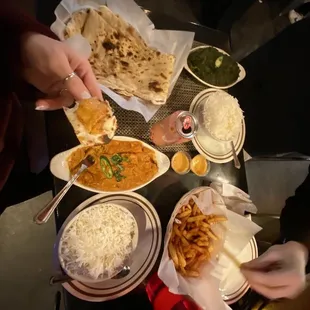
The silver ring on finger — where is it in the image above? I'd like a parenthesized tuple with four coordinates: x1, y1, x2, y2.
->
(63, 72, 77, 84)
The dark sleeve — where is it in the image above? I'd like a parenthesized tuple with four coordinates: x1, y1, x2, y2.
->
(1, 4, 58, 92)
(280, 165, 310, 250)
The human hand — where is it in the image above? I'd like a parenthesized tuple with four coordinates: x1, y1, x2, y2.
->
(241, 241, 308, 299)
(21, 33, 102, 110)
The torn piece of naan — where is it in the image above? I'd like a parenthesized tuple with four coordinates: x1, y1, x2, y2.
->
(64, 6, 175, 105)
(64, 98, 117, 145)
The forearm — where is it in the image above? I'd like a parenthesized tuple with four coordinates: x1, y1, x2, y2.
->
(280, 165, 310, 252)
(1, 4, 58, 92)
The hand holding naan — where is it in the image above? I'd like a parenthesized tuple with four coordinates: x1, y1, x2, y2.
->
(21, 33, 102, 110)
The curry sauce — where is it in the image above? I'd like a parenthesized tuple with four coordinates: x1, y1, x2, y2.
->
(67, 141, 158, 191)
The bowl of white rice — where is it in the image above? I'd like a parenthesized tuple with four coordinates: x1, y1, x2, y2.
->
(197, 90, 244, 141)
(58, 203, 138, 283)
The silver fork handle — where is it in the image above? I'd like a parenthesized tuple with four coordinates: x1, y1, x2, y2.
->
(34, 165, 86, 225)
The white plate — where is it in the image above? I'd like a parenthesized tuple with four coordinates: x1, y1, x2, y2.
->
(221, 238, 258, 305)
(184, 45, 246, 89)
(53, 192, 162, 302)
(50, 136, 170, 194)
(189, 89, 246, 163)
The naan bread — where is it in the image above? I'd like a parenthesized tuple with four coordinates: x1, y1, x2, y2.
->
(64, 98, 117, 145)
(65, 6, 175, 105)
(64, 10, 88, 38)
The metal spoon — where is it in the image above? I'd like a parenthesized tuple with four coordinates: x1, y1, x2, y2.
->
(34, 155, 95, 225)
(49, 266, 131, 285)
(230, 141, 241, 169)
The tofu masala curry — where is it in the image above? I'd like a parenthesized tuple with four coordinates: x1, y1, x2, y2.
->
(67, 140, 158, 191)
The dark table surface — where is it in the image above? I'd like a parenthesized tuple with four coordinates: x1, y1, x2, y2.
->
(40, 3, 250, 310)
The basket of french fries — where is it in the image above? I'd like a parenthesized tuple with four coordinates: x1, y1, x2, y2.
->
(158, 187, 230, 309)
(169, 199, 227, 278)
(166, 187, 227, 279)
(158, 186, 262, 310)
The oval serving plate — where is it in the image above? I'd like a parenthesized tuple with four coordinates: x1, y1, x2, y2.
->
(50, 136, 170, 194)
(184, 45, 246, 89)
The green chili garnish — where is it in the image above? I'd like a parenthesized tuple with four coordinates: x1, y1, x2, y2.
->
(100, 156, 113, 179)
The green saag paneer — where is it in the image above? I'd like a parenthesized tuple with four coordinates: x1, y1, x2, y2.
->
(188, 47, 240, 86)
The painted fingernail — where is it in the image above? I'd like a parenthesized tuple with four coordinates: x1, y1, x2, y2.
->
(81, 91, 91, 99)
(35, 105, 49, 111)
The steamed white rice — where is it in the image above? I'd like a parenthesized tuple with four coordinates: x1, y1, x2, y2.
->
(202, 91, 243, 141)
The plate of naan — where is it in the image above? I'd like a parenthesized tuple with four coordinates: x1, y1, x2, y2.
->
(64, 6, 175, 105)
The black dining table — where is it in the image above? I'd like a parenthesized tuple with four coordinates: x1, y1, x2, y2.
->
(38, 3, 251, 310)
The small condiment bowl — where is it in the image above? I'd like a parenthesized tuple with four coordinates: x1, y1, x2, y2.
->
(171, 151, 191, 175)
(190, 154, 210, 177)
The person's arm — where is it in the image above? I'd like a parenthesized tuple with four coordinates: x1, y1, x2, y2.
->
(1, 3, 58, 92)
(280, 165, 310, 252)
(241, 166, 310, 300)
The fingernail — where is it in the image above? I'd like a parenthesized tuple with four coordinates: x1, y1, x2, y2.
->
(35, 105, 49, 111)
(81, 91, 91, 99)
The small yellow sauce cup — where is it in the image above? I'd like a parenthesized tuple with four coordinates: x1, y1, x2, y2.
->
(171, 152, 191, 175)
(190, 154, 210, 176)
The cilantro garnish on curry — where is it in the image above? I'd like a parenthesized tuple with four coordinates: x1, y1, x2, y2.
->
(188, 47, 240, 86)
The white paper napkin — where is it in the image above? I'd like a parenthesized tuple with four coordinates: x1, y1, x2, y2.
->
(210, 182, 258, 215)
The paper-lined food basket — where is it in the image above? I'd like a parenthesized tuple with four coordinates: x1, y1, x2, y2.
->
(158, 187, 261, 310)
(51, 0, 195, 121)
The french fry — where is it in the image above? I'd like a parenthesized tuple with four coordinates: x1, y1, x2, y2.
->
(179, 218, 189, 232)
(181, 236, 190, 246)
(177, 209, 192, 219)
(198, 231, 209, 239)
(183, 245, 191, 253)
(179, 266, 187, 276)
(173, 224, 183, 238)
(208, 216, 227, 223)
(206, 229, 218, 240)
(185, 249, 197, 258)
(185, 270, 200, 277)
(187, 215, 208, 223)
(191, 244, 205, 254)
(197, 240, 209, 247)
(185, 228, 200, 239)
(192, 203, 198, 216)
(176, 245, 187, 268)
(197, 253, 209, 262)
(201, 222, 210, 229)
(186, 255, 196, 266)
(169, 243, 179, 268)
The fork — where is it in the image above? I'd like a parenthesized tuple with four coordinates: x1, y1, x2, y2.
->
(34, 155, 95, 225)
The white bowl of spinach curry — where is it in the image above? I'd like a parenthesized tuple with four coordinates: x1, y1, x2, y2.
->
(185, 46, 245, 89)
